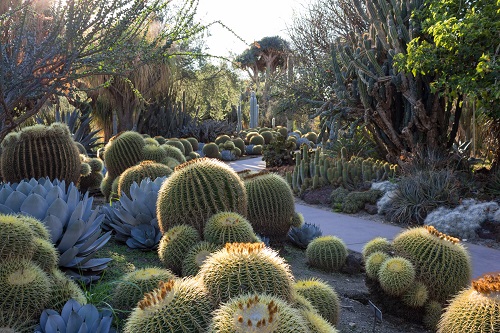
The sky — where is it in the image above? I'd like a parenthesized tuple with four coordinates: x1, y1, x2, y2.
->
(196, 0, 302, 58)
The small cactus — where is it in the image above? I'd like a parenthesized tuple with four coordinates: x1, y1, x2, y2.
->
(377, 257, 416, 297)
(306, 236, 348, 272)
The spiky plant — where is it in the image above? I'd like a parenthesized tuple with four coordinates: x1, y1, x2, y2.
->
(362, 237, 393, 260)
(401, 281, 429, 308)
(0, 214, 36, 261)
(165, 139, 186, 154)
(158, 225, 200, 275)
(306, 236, 348, 272)
(208, 293, 309, 333)
(160, 144, 186, 164)
(437, 273, 500, 333)
(157, 158, 247, 236)
(365, 251, 390, 279)
(202, 142, 220, 158)
(293, 278, 340, 326)
(124, 278, 213, 333)
(46, 269, 86, 312)
(112, 267, 177, 312)
(118, 161, 172, 198)
(423, 301, 443, 331)
(199, 243, 295, 305)
(377, 257, 416, 297)
(300, 309, 340, 333)
(392, 226, 472, 302)
(244, 172, 295, 244)
(31, 238, 59, 272)
(181, 242, 221, 277)
(287, 223, 322, 249)
(103, 131, 145, 179)
(203, 212, 258, 245)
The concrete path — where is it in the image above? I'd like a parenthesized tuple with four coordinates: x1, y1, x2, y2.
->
(228, 157, 500, 279)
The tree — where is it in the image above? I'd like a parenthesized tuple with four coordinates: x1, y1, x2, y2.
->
(0, 0, 204, 141)
(235, 36, 291, 124)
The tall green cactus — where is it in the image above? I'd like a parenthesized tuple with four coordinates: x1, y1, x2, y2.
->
(1, 123, 81, 185)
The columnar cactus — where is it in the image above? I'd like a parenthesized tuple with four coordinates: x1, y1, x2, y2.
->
(243, 172, 295, 244)
(0, 123, 81, 184)
(156, 158, 247, 236)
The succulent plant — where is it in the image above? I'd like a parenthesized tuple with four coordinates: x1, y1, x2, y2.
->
(303, 132, 318, 144)
(36, 299, 115, 333)
(362, 237, 393, 260)
(293, 278, 341, 326)
(290, 212, 305, 228)
(306, 236, 348, 272)
(288, 223, 323, 249)
(143, 137, 159, 146)
(251, 144, 263, 155)
(160, 144, 186, 163)
(437, 273, 500, 333)
(117, 161, 172, 198)
(16, 214, 51, 241)
(392, 226, 472, 302)
(401, 281, 429, 308)
(141, 144, 168, 164)
(32, 238, 60, 272)
(377, 257, 416, 297)
(0, 214, 36, 261)
(244, 172, 295, 244)
(101, 177, 166, 251)
(208, 293, 309, 333)
(186, 137, 199, 151)
(112, 267, 177, 312)
(300, 309, 340, 333)
(232, 138, 245, 156)
(203, 212, 258, 245)
(181, 241, 221, 277)
(179, 138, 194, 155)
(199, 243, 295, 305)
(220, 149, 238, 161)
(165, 139, 185, 154)
(103, 131, 145, 179)
(158, 225, 200, 275)
(78, 156, 105, 193)
(0, 123, 81, 185)
(157, 158, 247, 236)
(124, 278, 213, 333)
(249, 134, 265, 146)
(0, 178, 111, 282)
(46, 269, 87, 313)
(245, 144, 255, 155)
(364, 251, 390, 279)
(202, 142, 220, 158)
(422, 301, 443, 331)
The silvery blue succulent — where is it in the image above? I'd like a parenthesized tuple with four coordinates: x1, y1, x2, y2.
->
(245, 144, 255, 155)
(296, 137, 313, 149)
(35, 299, 115, 333)
(101, 177, 165, 250)
(220, 149, 238, 161)
(287, 222, 323, 249)
(0, 178, 111, 283)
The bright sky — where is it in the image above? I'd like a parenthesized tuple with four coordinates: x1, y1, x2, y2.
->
(196, 0, 302, 58)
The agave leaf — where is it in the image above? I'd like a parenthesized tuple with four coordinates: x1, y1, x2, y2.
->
(15, 181, 34, 195)
(30, 184, 48, 197)
(69, 202, 85, 225)
(59, 246, 80, 266)
(73, 257, 112, 270)
(45, 314, 67, 333)
(78, 304, 99, 329)
(0, 186, 14, 204)
(47, 197, 70, 223)
(135, 213, 153, 225)
(45, 185, 65, 205)
(143, 192, 158, 215)
(79, 211, 104, 240)
(0, 204, 14, 215)
(77, 322, 88, 333)
(62, 299, 82, 322)
(114, 209, 139, 226)
(109, 222, 133, 238)
(126, 238, 145, 249)
(118, 193, 134, 214)
(59, 219, 86, 251)
(39, 309, 60, 331)
(20, 193, 49, 220)
(67, 311, 84, 333)
(78, 231, 112, 256)
(95, 315, 113, 333)
(5, 191, 27, 212)
(75, 228, 104, 253)
(44, 214, 64, 243)
(66, 185, 80, 212)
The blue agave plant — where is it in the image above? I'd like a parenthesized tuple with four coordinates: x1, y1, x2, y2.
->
(36, 299, 115, 333)
(101, 177, 166, 250)
(0, 178, 111, 283)
(287, 223, 323, 249)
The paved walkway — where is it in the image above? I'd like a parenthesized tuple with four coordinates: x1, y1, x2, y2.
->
(228, 157, 500, 279)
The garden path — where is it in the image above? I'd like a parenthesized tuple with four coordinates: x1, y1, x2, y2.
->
(228, 157, 500, 279)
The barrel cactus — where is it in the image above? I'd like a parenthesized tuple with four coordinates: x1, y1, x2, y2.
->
(141, 144, 168, 164)
(78, 157, 104, 193)
(160, 144, 186, 163)
(46, 269, 86, 313)
(392, 226, 472, 302)
(181, 241, 221, 277)
(186, 137, 199, 151)
(208, 293, 309, 333)
(365, 251, 390, 279)
(401, 281, 429, 308)
(244, 172, 295, 244)
(0, 214, 36, 261)
(202, 142, 220, 158)
(306, 236, 348, 272)
(249, 134, 265, 145)
(179, 138, 193, 155)
(362, 237, 393, 259)
(294, 278, 341, 326)
(157, 158, 247, 236)
(300, 309, 340, 333)
(124, 278, 212, 333)
(103, 131, 145, 179)
(437, 273, 500, 333)
(165, 139, 185, 154)
(203, 212, 258, 245)
(158, 224, 200, 275)
(31, 238, 59, 272)
(117, 161, 172, 198)
(112, 267, 177, 312)
(1, 123, 81, 185)
(199, 243, 295, 305)
(377, 257, 416, 297)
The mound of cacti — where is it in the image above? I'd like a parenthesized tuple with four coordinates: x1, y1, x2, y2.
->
(203, 212, 258, 245)
(104, 131, 145, 179)
(186, 137, 199, 151)
(208, 293, 309, 333)
(141, 144, 168, 164)
(0, 123, 81, 185)
(124, 278, 213, 333)
(364, 251, 390, 279)
(437, 273, 500, 333)
(78, 156, 104, 193)
(181, 241, 221, 277)
(361, 237, 392, 259)
(294, 278, 341, 326)
(160, 144, 186, 164)
(158, 225, 200, 275)
(112, 267, 177, 312)
(117, 161, 172, 198)
(165, 139, 185, 154)
(179, 138, 193, 155)
(377, 257, 416, 296)
(243, 172, 295, 244)
(306, 236, 348, 272)
(198, 243, 295, 305)
(157, 158, 247, 236)
(392, 226, 472, 303)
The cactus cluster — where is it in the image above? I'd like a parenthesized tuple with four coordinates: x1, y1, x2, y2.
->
(287, 146, 398, 194)
(363, 226, 472, 329)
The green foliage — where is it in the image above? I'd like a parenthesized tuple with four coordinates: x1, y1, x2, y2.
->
(181, 242, 221, 277)
(203, 212, 258, 245)
(249, 134, 265, 146)
(262, 134, 296, 167)
(202, 142, 220, 158)
(158, 225, 200, 275)
(1, 123, 81, 185)
(199, 243, 295, 305)
(294, 278, 341, 326)
(341, 189, 382, 214)
(104, 131, 145, 179)
(377, 257, 416, 297)
(156, 158, 247, 236)
(306, 236, 348, 272)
